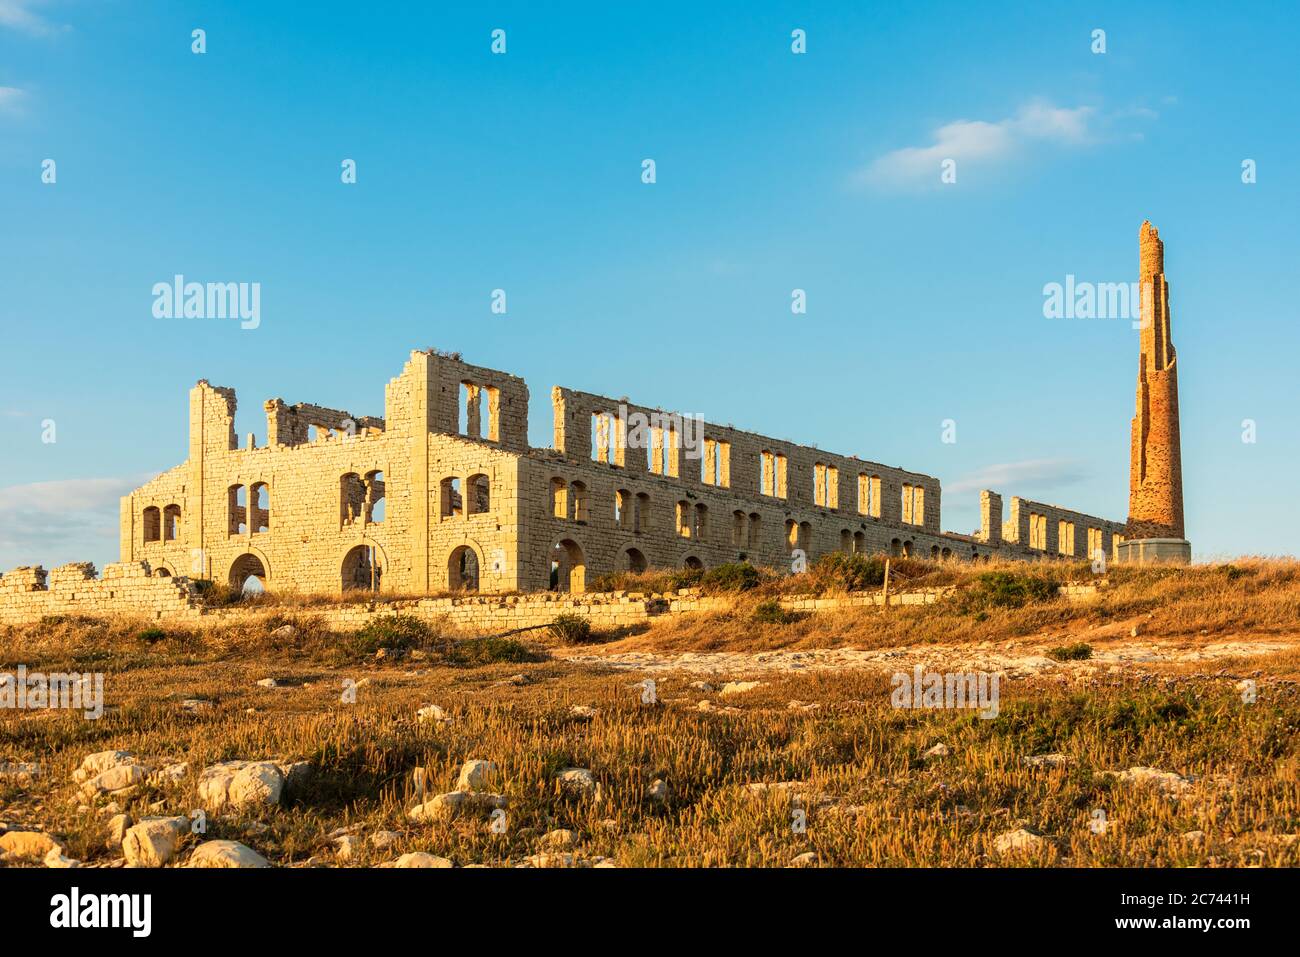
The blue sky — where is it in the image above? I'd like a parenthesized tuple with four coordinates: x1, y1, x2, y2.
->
(2, 0, 1297, 571)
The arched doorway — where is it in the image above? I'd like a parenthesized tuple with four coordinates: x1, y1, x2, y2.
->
(682, 555, 704, 571)
(550, 539, 585, 593)
(622, 547, 647, 573)
(448, 545, 480, 592)
(229, 553, 267, 593)
(342, 544, 382, 592)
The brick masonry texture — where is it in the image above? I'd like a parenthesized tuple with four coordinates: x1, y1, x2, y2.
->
(1127, 220, 1186, 541)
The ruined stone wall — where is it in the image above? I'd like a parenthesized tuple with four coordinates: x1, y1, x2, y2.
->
(999, 496, 1127, 562)
(0, 562, 202, 625)
(116, 348, 1125, 598)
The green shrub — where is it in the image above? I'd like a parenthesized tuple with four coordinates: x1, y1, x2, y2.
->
(967, 571, 1059, 609)
(701, 563, 761, 593)
(445, 636, 542, 666)
(810, 553, 887, 592)
(348, 614, 433, 658)
(1048, 642, 1093, 661)
(136, 627, 167, 644)
(752, 598, 798, 624)
(549, 613, 594, 645)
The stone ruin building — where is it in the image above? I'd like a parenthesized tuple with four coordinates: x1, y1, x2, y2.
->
(3, 222, 1188, 606)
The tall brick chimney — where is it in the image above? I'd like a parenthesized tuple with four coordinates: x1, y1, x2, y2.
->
(1122, 221, 1190, 563)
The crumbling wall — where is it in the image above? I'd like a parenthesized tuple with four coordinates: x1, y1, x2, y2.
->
(0, 562, 203, 624)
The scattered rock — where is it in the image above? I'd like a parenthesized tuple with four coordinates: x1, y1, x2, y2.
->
(408, 791, 506, 822)
(72, 750, 136, 784)
(788, 851, 818, 868)
(81, 762, 148, 800)
(106, 813, 133, 847)
(993, 828, 1048, 855)
(0, 830, 62, 862)
(44, 847, 80, 868)
(186, 840, 271, 868)
(149, 762, 190, 787)
(568, 704, 598, 720)
(255, 678, 284, 689)
(180, 699, 213, 714)
(370, 830, 400, 852)
(455, 759, 497, 792)
(523, 852, 576, 868)
(417, 704, 450, 724)
(269, 624, 299, 640)
(385, 852, 453, 868)
(646, 779, 669, 804)
(719, 681, 764, 696)
(198, 760, 306, 811)
(557, 768, 596, 798)
(542, 828, 578, 848)
(689, 681, 714, 693)
(1102, 767, 1192, 796)
(122, 816, 188, 868)
(787, 700, 821, 712)
(1183, 830, 1207, 846)
(334, 834, 359, 861)
(923, 743, 949, 760)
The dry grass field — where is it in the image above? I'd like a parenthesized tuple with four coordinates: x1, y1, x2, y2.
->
(2, 558, 1298, 868)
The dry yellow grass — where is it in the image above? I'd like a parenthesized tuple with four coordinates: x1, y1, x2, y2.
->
(1, 558, 1297, 868)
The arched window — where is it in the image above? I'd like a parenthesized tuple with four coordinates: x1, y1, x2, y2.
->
(622, 547, 647, 573)
(228, 485, 247, 535)
(676, 500, 692, 538)
(342, 545, 381, 592)
(142, 506, 161, 543)
(634, 493, 650, 534)
(784, 519, 798, 553)
(840, 529, 853, 553)
(229, 552, 266, 592)
(440, 476, 463, 519)
(466, 473, 490, 516)
(615, 489, 632, 529)
(250, 483, 270, 533)
(731, 510, 745, 547)
(858, 473, 881, 518)
(163, 504, 181, 542)
(551, 478, 568, 519)
(693, 504, 708, 542)
(747, 512, 761, 549)
(853, 531, 865, 554)
(340, 473, 365, 525)
(570, 481, 589, 523)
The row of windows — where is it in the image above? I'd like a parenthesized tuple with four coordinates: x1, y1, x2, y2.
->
(1027, 513, 1123, 558)
(141, 504, 182, 544)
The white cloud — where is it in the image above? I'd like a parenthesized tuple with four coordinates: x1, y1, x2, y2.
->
(0, 0, 63, 36)
(0, 474, 153, 572)
(860, 99, 1122, 190)
(946, 458, 1088, 497)
(0, 86, 25, 115)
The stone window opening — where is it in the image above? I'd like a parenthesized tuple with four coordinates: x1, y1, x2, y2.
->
(570, 481, 589, 523)
(634, 492, 650, 535)
(550, 478, 568, 520)
(1058, 520, 1075, 556)
(364, 471, 385, 523)
(1029, 513, 1047, 551)
(814, 463, 840, 509)
(901, 483, 924, 526)
(142, 506, 162, 544)
(760, 450, 788, 498)
(615, 489, 632, 529)
(747, 512, 761, 549)
(440, 476, 463, 520)
(853, 530, 865, 553)
(858, 473, 882, 518)
(840, 529, 853, 553)
(230, 552, 267, 592)
(459, 382, 500, 442)
(731, 510, 746, 547)
(1088, 527, 1103, 560)
(250, 483, 270, 533)
(691, 504, 707, 542)
(676, 500, 692, 538)
(704, 438, 731, 488)
(228, 485, 247, 535)
(163, 504, 181, 542)
(549, 539, 585, 593)
(340, 473, 366, 526)
(622, 547, 647, 573)
(466, 473, 490, 516)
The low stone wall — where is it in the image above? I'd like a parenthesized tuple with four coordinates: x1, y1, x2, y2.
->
(0, 560, 1105, 632)
(0, 562, 204, 625)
